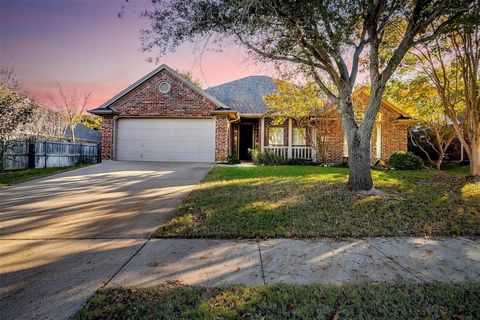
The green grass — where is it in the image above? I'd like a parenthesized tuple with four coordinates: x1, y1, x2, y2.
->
(77, 283, 480, 320)
(443, 165, 471, 176)
(0, 164, 88, 188)
(155, 166, 480, 238)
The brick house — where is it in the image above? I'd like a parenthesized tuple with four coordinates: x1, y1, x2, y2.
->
(89, 64, 415, 163)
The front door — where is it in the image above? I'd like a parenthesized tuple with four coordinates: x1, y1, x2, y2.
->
(239, 124, 254, 160)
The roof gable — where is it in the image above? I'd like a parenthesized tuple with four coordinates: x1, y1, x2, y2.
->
(89, 64, 230, 114)
(353, 87, 411, 118)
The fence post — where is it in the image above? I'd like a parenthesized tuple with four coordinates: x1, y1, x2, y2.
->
(28, 136, 36, 169)
(79, 142, 83, 164)
(44, 141, 47, 168)
(97, 142, 102, 163)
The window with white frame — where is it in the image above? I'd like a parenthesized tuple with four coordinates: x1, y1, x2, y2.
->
(268, 127, 284, 146)
(292, 127, 306, 146)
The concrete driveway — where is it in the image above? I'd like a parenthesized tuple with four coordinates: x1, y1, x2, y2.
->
(0, 161, 211, 320)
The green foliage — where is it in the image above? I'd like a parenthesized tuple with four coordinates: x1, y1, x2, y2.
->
(388, 152, 424, 170)
(251, 149, 285, 166)
(284, 158, 314, 166)
(0, 85, 35, 172)
(224, 155, 240, 165)
(0, 85, 35, 140)
(263, 80, 327, 120)
(176, 70, 202, 88)
(80, 115, 102, 131)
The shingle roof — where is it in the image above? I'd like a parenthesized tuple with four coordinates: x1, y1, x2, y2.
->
(65, 123, 102, 143)
(205, 76, 277, 114)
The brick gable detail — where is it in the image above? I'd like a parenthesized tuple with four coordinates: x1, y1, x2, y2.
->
(107, 69, 218, 117)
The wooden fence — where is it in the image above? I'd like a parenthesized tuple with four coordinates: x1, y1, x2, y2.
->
(2, 138, 101, 170)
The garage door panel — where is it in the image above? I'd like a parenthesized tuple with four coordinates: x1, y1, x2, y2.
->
(116, 118, 215, 162)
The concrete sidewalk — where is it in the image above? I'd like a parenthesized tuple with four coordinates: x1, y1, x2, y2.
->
(108, 237, 480, 288)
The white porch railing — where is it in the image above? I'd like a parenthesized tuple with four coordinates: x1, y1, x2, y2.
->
(292, 146, 313, 160)
(264, 146, 288, 159)
(264, 146, 314, 160)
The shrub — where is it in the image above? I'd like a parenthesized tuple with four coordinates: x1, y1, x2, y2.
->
(251, 149, 285, 165)
(336, 162, 349, 168)
(224, 155, 240, 164)
(388, 151, 424, 170)
(284, 158, 315, 166)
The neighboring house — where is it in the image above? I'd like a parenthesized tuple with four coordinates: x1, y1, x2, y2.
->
(89, 64, 414, 163)
(65, 123, 102, 143)
(15, 102, 66, 139)
(16, 102, 101, 143)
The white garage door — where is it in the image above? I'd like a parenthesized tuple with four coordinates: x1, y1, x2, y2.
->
(116, 118, 215, 162)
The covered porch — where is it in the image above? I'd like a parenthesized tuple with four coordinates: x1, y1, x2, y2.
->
(231, 116, 316, 162)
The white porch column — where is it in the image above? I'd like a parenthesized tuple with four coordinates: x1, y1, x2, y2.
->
(260, 117, 265, 152)
(288, 118, 292, 159)
(311, 127, 317, 162)
(376, 124, 382, 159)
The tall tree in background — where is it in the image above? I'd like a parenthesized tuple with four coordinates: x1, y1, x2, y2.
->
(177, 70, 202, 88)
(0, 85, 35, 172)
(81, 115, 102, 131)
(264, 80, 332, 163)
(51, 84, 91, 142)
(410, 22, 479, 176)
(0, 66, 23, 93)
(141, 0, 474, 190)
(1, 66, 66, 140)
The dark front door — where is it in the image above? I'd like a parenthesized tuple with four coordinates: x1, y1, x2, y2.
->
(239, 124, 254, 160)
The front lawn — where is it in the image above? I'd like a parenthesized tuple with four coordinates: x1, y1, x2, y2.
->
(77, 283, 480, 320)
(155, 166, 480, 238)
(0, 164, 88, 188)
(443, 165, 471, 176)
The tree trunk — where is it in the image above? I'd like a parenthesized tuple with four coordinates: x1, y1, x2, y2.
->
(337, 85, 375, 191)
(347, 133, 373, 191)
(470, 139, 480, 176)
(70, 125, 75, 142)
(0, 140, 5, 173)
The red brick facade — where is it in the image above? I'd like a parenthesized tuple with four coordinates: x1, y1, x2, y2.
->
(101, 116, 114, 160)
(231, 100, 409, 164)
(95, 66, 408, 164)
(215, 115, 229, 161)
(97, 68, 228, 161)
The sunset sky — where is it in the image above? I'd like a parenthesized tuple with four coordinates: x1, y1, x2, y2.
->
(0, 0, 274, 108)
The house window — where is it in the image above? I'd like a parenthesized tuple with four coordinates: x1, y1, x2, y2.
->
(158, 81, 171, 94)
(292, 127, 306, 146)
(268, 127, 284, 146)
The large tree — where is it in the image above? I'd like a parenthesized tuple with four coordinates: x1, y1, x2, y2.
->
(386, 77, 456, 169)
(409, 23, 480, 176)
(140, 0, 475, 190)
